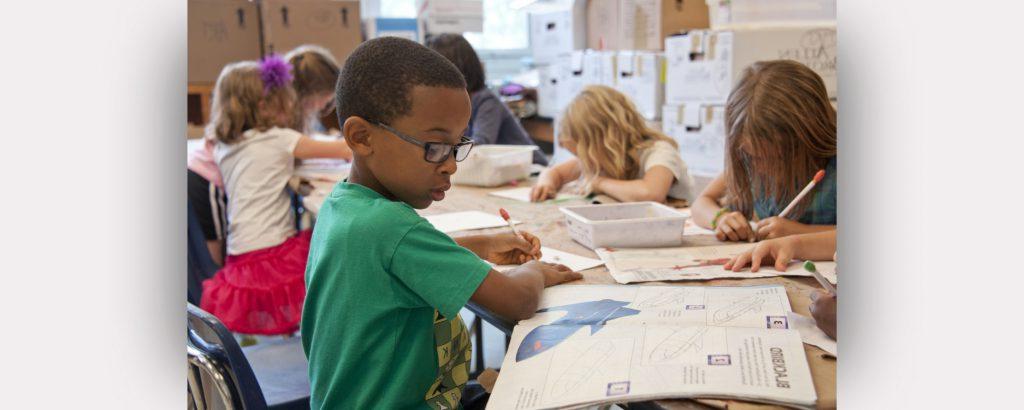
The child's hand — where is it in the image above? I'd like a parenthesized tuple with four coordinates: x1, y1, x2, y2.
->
(810, 290, 837, 340)
(723, 235, 799, 272)
(715, 211, 755, 242)
(530, 170, 561, 202)
(755, 217, 804, 240)
(521, 260, 582, 287)
(482, 231, 542, 265)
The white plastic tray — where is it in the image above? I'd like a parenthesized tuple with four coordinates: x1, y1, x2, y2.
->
(452, 145, 535, 187)
(559, 202, 688, 249)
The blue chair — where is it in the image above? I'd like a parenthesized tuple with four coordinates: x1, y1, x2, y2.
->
(187, 303, 311, 410)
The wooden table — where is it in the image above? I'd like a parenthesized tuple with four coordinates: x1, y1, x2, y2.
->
(302, 179, 836, 410)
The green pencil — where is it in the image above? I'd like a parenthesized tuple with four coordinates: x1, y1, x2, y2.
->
(803, 261, 837, 294)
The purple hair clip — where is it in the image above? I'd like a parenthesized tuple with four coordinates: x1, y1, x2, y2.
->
(259, 54, 293, 93)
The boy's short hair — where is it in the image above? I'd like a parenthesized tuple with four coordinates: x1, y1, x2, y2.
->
(336, 37, 467, 126)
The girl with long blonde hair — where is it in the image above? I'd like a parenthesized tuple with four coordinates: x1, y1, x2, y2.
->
(530, 85, 695, 203)
(692, 60, 838, 242)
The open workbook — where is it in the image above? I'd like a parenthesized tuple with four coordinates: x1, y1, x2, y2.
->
(487, 285, 817, 410)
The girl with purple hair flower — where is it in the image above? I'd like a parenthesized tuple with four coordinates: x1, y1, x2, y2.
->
(199, 55, 350, 336)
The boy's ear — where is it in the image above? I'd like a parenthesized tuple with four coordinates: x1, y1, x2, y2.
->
(342, 116, 374, 156)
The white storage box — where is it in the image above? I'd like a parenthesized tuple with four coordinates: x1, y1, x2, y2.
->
(615, 51, 664, 120)
(662, 103, 726, 177)
(452, 145, 536, 187)
(559, 202, 688, 249)
(664, 24, 837, 104)
(707, 0, 836, 29)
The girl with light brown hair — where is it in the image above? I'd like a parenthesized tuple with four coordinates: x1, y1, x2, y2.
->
(285, 44, 345, 136)
(200, 56, 352, 336)
(530, 85, 695, 203)
(692, 60, 838, 242)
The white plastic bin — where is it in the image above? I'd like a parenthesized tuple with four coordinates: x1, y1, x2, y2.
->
(452, 145, 536, 187)
(559, 202, 688, 249)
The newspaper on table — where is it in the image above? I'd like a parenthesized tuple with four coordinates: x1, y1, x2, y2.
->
(487, 285, 817, 409)
(596, 244, 837, 284)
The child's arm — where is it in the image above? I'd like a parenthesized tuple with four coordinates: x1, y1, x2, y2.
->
(692, 174, 755, 241)
(471, 262, 582, 320)
(591, 166, 675, 203)
(293, 135, 353, 161)
(724, 230, 837, 272)
(755, 217, 835, 240)
(530, 159, 582, 202)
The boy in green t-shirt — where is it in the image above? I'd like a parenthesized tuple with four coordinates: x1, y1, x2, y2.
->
(301, 37, 582, 410)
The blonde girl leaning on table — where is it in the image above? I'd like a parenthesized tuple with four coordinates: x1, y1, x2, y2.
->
(530, 85, 695, 203)
(199, 56, 350, 340)
(690, 60, 838, 242)
(724, 230, 838, 339)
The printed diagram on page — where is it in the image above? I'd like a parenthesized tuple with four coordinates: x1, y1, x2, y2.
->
(596, 243, 837, 284)
(487, 285, 817, 410)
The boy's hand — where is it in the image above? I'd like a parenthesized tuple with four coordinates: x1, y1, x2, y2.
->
(723, 235, 799, 272)
(715, 211, 755, 241)
(755, 217, 804, 240)
(521, 260, 582, 286)
(482, 231, 542, 265)
(810, 290, 837, 340)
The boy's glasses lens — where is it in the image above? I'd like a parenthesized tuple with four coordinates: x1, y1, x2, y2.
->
(425, 144, 453, 163)
(454, 142, 474, 162)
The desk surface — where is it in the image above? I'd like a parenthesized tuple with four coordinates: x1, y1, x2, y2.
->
(302, 179, 836, 410)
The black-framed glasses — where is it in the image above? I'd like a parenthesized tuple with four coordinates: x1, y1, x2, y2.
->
(374, 122, 474, 163)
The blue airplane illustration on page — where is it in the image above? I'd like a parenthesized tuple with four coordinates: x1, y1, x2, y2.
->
(515, 299, 640, 362)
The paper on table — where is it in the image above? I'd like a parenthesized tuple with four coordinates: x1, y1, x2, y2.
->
(487, 285, 817, 410)
(492, 247, 604, 272)
(487, 187, 583, 203)
(295, 158, 351, 181)
(787, 312, 837, 356)
(596, 243, 838, 284)
(424, 210, 520, 234)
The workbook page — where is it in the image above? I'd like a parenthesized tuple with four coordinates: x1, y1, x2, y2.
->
(596, 244, 837, 284)
(487, 285, 816, 410)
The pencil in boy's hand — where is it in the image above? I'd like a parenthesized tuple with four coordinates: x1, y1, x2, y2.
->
(803, 261, 837, 294)
(499, 208, 519, 237)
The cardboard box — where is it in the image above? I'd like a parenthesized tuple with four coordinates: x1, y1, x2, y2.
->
(615, 51, 664, 120)
(662, 103, 725, 177)
(188, 0, 262, 84)
(587, 0, 709, 51)
(529, 6, 586, 65)
(707, 0, 836, 29)
(366, 17, 418, 41)
(416, 0, 483, 35)
(664, 24, 837, 104)
(261, 0, 362, 65)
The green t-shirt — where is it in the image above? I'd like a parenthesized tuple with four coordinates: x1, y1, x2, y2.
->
(302, 182, 491, 409)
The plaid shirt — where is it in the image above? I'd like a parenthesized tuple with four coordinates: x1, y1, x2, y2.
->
(754, 156, 837, 225)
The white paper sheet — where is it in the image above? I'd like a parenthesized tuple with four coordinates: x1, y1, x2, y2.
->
(295, 158, 351, 181)
(487, 285, 817, 410)
(423, 211, 521, 234)
(493, 247, 605, 273)
(787, 312, 837, 356)
(596, 244, 838, 284)
(487, 187, 584, 203)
